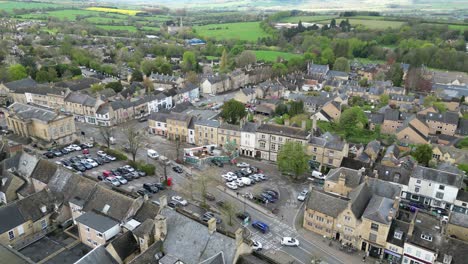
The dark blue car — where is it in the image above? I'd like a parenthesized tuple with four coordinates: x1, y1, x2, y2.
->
(252, 221, 269, 233)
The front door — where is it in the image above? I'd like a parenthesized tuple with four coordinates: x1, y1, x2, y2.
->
(335, 232, 340, 240)
(361, 242, 367, 251)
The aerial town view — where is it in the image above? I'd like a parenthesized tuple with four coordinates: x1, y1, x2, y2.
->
(0, 0, 467, 263)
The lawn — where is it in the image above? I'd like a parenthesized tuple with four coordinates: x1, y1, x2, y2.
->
(85, 7, 141, 16)
(317, 121, 382, 144)
(316, 18, 405, 30)
(252, 50, 301, 62)
(280, 15, 337, 23)
(447, 24, 468, 31)
(96, 25, 137, 32)
(194, 22, 270, 42)
(0, 1, 64, 12)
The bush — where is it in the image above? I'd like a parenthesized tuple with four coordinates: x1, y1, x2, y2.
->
(101, 147, 128, 161)
(128, 160, 156, 176)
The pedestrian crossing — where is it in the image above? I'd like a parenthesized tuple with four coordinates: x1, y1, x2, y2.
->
(248, 217, 298, 252)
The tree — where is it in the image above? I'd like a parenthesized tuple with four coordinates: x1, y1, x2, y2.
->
(220, 201, 238, 226)
(220, 99, 247, 124)
(143, 78, 154, 93)
(379, 94, 390, 106)
(8, 64, 27, 80)
(90, 83, 105, 93)
(99, 126, 114, 149)
(123, 125, 143, 162)
(219, 49, 229, 73)
(386, 63, 404, 87)
(330, 18, 336, 28)
(339, 106, 368, 137)
(272, 63, 287, 77)
(131, 69, 143, 82)
(194, 168, 219, 208)
(235, 50, 256, 69)
(288, 100, 304, 116)
(320, 48, 335, 65)
(278, 142, 310, 180)
(275, 103, 288, 116)
(333, 57, 350, 72)
(181, 51, 197, 72)
(141, 59, 156, 76)
(35, 70, 49, 83)
(412, 144, 433, 166)
(359, 77, 369, 87)
(105, 82, 123, 93)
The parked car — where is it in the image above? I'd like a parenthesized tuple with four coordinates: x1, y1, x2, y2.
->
(172, 166, 183, 173)
(105, 155, 116, 161)
(61, 148, 70, 155)
(236, 162, 250, 168)
(82, 162, 93, 170)
(82, 149, 89, 155)
(211, 159, 223, 167)
(136, 170, 146, 177)
(122, 174, 133, 182)
(171, 196, 188, 206)
(167, 201, 178, 209)
(52, 150, 63, 157)
(104, 177, 121, 187)
(83, 142, 94, 148)
(94, 157, 104, 165)
(252, 221, 269, 233)
(137, 189, 152, 197)
(97, 151, 107, 157)
(43, 152, 55, 159)
(123, 165, 135, 172)
(86, 158, 98, 167)
(115, 176, 128, 185)
(297, 190, 309, 201)
(252, 240, 263, 251)
(202, 212, 222, 224)
(235, 178, 244, 187)
(311, 170, 325, 180)
(236, 212, 250, 221)
(261, 192, 277, 203)
(64, 146, 74, 152)
(69, 144, 82, 151)
(264, 189, 279, 199)
(253, 195, 268, 204)
(226, 182, 238, 190)
(143, 183, 159, 193)
(204, 192, 216, 201)
(138, 117, 148, 122)
(154, 183, 165, 190)
(280, 237, 299, 247)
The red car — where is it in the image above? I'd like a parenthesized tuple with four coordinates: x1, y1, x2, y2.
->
(82, 149, 89, 154)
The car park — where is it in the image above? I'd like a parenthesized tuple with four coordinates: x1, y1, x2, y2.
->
(105, 155, 116, 161)
(252, 174, 266, 181)
(82, 149, 89, 154)
(105, 177, 121, 187)
(147, 149, 159, 159)
(43, 152, 55, 159)
(115, 176, 128, 185)
(226, 182, 238, 190)
(143, 183, 159, 193)
(172, 166, 183, 173)
(280, 237, 299, 247)
(260, 193, 276, 203)
(252, 240, 263, 251)
(123, 165, 135, 172)
(297, 190, 309, 201)
(235, 178, 244, 187)
(53, 150, 63, 157)
(204, 192, 216, 201)
(202, 212, 222, 224)
(86, 158, 98, 167)
(252, 221, 269, 233)
(97, 151, 107, 157)
(82, 162, 93, 170)
(241, 177, 252, 186)
(61, 148, 70, 155)
(171, 196, 188, 206)
(154, 183, 165, 190)
(236, 162, 250, 168)
(69, 144, 82, 151)
(167, 201, 178, 209)
(136, 170, 146, 177)
(253, 195, 268, 204)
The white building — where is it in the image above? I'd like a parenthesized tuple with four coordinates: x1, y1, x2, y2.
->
(240, 122, 258, 158)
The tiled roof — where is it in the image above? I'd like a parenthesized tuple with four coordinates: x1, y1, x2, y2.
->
(306, 189, 348, 217)
(257, 124, 309, 139)
(75, 211, 119, 232)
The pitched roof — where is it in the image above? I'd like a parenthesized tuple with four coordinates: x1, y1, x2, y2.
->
(425, 111, 459, 125)
(449, 211, 468, 228)
(75, 211, 119, 232)
(375, 164, 412, 186)
(30, 159, 58, 184)
(108, 231, 139, 261)
(386, 219, 410, 247)
(257, 123, 309, 139)
(241, 122, 258, 133)
(3, 78, 37, 91)
(83, 186, 138, 222)
(75, 245, 118, 264)
(65, 92, 97, 107)
(15, 189, 60, 222)
(133, 201, 159, 223)
(159, 208, 237, 264)
(412, 165, 463, 187)
(348, 183, 372, 218)
(194, 119, 220, 128)
(326, 167, 365, 189)
(55, 78, 100, 91)
(8, 103, 69, 122)
(0, 243, 34, 264)
(362, 195, 394, 224)
(0, 204, 25, 234)
(128, 241, 163, 264)
(132, 218, 154, 238)
(306, 189, 349, 218)
(149, 111, 171, 123)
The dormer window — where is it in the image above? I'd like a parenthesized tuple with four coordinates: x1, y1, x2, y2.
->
(394, 230, 403, 240)
(421, 233, 433, 242)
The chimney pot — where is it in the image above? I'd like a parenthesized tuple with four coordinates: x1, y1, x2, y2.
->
(207, 217, 216, 234)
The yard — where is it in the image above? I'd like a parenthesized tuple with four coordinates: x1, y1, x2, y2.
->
(317, 121, 389, 144)
(252, 50, 302, 62)
(194, 22, 270, 42)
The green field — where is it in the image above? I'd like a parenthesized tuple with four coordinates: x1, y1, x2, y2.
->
(280, 15, 337, 23)
(141, 26, 160, 32)
(316, 18, 406, 29)
(194, 22, 270, 42)
(447, 24, 468, 31)
(252, 50, 301, 62)
(96, 25, 137, 32)
(0, 1, 64, 12)
(19, 9, 107, 21)
(84, 16, 128, 24)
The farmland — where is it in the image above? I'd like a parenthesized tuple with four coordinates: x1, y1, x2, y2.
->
(280, 15, 337, 23)
(96, 25, 138, 32)
(85, 7, 141, 16)
(194, 22, 270, 42)
(0, 1, 65, 12)
(317, 18, 406, 29)
(252, 50, 301, 62)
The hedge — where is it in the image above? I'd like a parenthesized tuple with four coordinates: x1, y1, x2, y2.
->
(128, 160, 156, 176)
(100, 147, 128, 161)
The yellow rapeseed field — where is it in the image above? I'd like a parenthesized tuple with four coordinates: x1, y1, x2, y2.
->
(85, 7, 141, 16)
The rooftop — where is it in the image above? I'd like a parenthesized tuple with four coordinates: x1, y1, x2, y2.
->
(306, 189, 349, 218)
(8, 103, 70, 123)
(257, 123, 309, 139)
(75, 211, 119, 233)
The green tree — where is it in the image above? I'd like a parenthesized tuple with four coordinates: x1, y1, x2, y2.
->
(90, 83, 105, 93)
(220, 99, 247, 124)
(181, 51, 197, 72)
(386, 63, 404, 87)
(320, 48, 335, 65)
(8, 64, 27, 80)
(288, 100, 304, 116)
(105, 82, 123, 93)
(131, 69, 143, 82)
(380, 94, 390, 106)
(339, 106, 368, 137)
(272, 62, 288, 77)
(278, 142, 310, 180)
(219, 49, 229, 73)
(333, 57, 350, 72)
(35, 70, 49, 83)
(235, 50, 256, 69)
(411, 144, 433, 166)
(141, 59, 156, 76)
(359, 78, 369, 87)
(275, 103, 288, 116)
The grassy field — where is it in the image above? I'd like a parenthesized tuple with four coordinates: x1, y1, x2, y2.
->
(316, 18, 405, 29)
(85, 7, 141, 16)
(19, 9, 105, 21)
(447, 24, 468, 31)
(194, 22, 270, 42)
(280, 15, 337, 23)
(96, 25, 137, 32)
(252, 50, 301, 62)
(141, 26, 160, 32)
(84, 16, 128, 24)
(0, 1, 64, 12)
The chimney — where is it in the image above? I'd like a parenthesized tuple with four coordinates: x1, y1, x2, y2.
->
(1, 177, 7, 186)
(373, 169, 378, 178)
(312, 115, 317, 133)
(358, 167, 365, 177)
(154, 215, 167, 241)
(338, 172, 346, 186)
(387, 208, 394, 222)
(284, 119, 290, 127)
(207, 217, 216, 234)
(393, 196, 400, 210)
(102, 204, 110, 215)
(144, 194, 149, 201)
(159, 195, 168, 209)
(40, 205, 47, 213)
(301, 120, 307, 130)
(235, 228, 243, 248)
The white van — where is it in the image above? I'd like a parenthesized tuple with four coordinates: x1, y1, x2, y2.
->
(311, 170, 324, 180)
(241, 177, 252, 186)
(147, 149, 159, 159)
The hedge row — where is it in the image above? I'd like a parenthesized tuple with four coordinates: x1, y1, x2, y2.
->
(128, 160, 156, 176)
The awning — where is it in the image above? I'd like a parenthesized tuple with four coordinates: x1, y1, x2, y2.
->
(384, 249, 401, 258)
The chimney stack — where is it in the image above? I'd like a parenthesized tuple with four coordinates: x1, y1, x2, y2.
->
(154, 215, 167, 241)
(207, 217, 216, 234)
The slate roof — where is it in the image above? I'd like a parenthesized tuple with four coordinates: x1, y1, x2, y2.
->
(159, 207, 237, 264)
(386, 219, 410, 248)
(309, 132, 346, 150)
(367, 113, 384, 124)
(133, 201, 159, 223)
(3, 78, 37, 91)
(8, 103, 68, 122)
(456, 190, 468, 202)
(348, 183, 372, 218)
(0, 204, 24, 234)
(362, 195, 394, 224)
(306, 189, 349, 218)
(65, 92, 97, 107)
(0, 243, 34, 264)
(11, 84, 66, 95)
(384, 109, 403, 121)
(167, 112, 193, 124)
(241, 122, 258, 133)
(75, 211, 119, 232)
(55, 78, 100, 91)
(109, 231, 139, 261)
(128, 241, 163, 264)
(425, 111, 459, 125)
(15, 189, 60, 223)
(308, 63, 329, 75)
(75, 245, 118, 264)
(457, 119, 468, 135)
(110, 100, 134, 110)
(149, 111, 170, 123)
(30, 159, 58, 184)
(375, 164, 412, 186)
(240, 87, 255, 96)
(194, 119, 220, 128)
(83, 187, 137, 222)
(132, 218, 154, 238)
(408, 212, 443, 251)
(257, 124, 309, 139)
(412, 165, 463, 187)
(326, 167, 365, 189)
(449, 212, 468, 228)
(219, 123, 240, 132)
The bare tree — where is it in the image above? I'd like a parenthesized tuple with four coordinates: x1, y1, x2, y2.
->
(194, 168, 220, 208)
(123, 125, 143, 162)
(220, 201, 238, 226)
(99, 126, 114, 149)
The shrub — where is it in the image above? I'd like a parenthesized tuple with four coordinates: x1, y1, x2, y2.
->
(101, 147, 128, 161)
(128, 160, 156, 176)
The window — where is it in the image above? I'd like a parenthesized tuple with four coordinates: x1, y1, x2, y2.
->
(17, 226, 24, 236)
(410, 194, 420, 201)
(312, 156, 316, 161)
(316, 215, 324, 222)
(421, 234, 433, 242)
(415, 187, 420, 193)
(436, 192, 444, 199)
(416, 180, 421, 184)
(394, 230, 403, 240)
(271, 143, 276, 150)
(328, 158, 333, 164)
(344, 226, 353, 233)
(86, 227, 90, 232)
(369, 233, 377, 242)
(8, 230, 14, 240)
(93, 241, 98, 246)
(261, 134, 265, 139)
(344, 216, 351, 222)
(313, 147, 317, 152)
(271, 136, 276, 141)
(40, 219, 47, 230)
(439, 185, 445, 190)
(260, 142, 265, 148)
(371, 223, 379, 231)
(97, 233, 103, 238)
